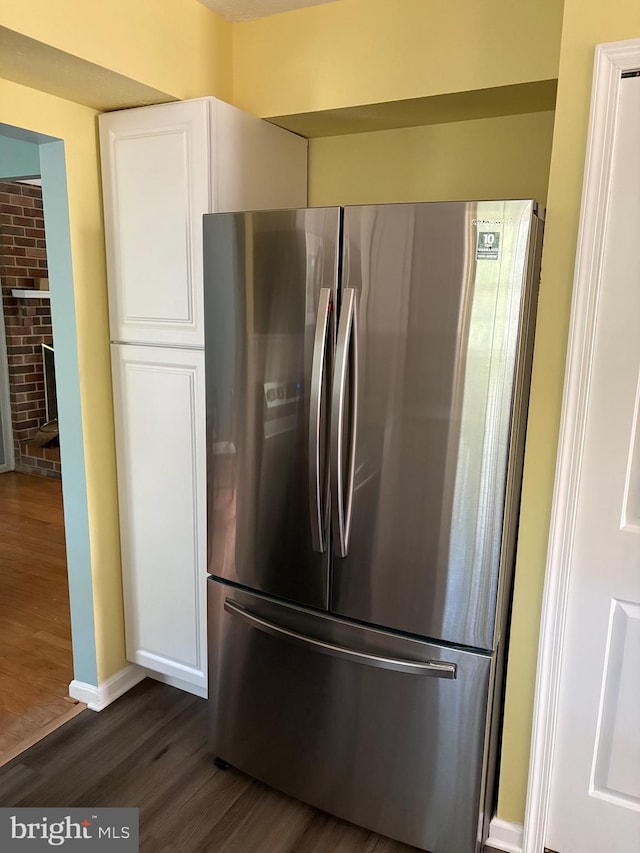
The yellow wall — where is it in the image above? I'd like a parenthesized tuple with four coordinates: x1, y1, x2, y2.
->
(0, 77, 125, 681)
(498, 0, 640, 823)
(309, 111, 555, 207)
(233, 0, 563, 117)
(1, 0, 232, 101)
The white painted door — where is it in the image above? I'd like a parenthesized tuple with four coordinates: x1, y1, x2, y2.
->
(100, 100, 211, 347)
(111, 344, 207, 696)
(547, 75, 640, 853)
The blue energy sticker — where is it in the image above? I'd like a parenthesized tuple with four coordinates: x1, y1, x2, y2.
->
(476, 231, 500, 260)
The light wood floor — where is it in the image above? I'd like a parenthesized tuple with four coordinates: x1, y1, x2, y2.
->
(0, 471, 80, 763)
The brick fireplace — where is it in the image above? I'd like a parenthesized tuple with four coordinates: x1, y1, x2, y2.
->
(0, 180, 61, 479)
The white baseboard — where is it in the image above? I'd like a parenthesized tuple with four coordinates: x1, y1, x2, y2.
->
(486, 817, 523, 853)
(146, 670, 207, 699)
(69, 664, 147, 711)
(69, 663, 207, 711)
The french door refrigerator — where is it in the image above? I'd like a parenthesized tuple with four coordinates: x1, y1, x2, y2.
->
(203, 200, 543, 853)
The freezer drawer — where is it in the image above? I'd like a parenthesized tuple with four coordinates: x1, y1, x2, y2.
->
(208, 579, 492, 853)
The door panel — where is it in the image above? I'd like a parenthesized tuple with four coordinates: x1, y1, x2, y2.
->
(548, 75, 640, 853)
(111, 344, 206, 693)
(100, 100, 211, 347)
(332, 201, 537, 650)
(204, 208, 340, 610)
(208, 579, 492, 853)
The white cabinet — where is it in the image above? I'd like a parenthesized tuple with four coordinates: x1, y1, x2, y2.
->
(101, 98, 308, 695)
(100, 97, 308, 347)
(111, 344, 207, 694)
(100, 100, 210, 348)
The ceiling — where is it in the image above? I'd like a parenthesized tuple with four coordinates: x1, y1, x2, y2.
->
(198, 0, 339, 22)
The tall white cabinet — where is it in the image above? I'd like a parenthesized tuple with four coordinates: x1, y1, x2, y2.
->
(101, 97, 307, 696)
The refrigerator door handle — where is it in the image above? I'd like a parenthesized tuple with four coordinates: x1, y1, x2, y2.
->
(224, 599, 457, 678)
(309, 288, 334, 552)
(331, 287, 358, 558)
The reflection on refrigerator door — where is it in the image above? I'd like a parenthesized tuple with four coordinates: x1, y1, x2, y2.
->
(204, 207, 341, 609)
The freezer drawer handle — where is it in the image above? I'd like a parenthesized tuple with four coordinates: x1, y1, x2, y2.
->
(224, 599, 457, 678)
(309, 287, 334, 553)
(331, 287, 358, 558)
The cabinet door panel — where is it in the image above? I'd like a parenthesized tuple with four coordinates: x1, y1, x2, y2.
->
(111, 344, 206, 692)
(101, 100, 210, 346)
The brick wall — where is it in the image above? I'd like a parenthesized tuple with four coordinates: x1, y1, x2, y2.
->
(0, 181, 61, 479)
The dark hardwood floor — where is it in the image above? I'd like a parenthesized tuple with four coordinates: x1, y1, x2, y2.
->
(0, 678, 421, 852)
(0, 472, 80, 763)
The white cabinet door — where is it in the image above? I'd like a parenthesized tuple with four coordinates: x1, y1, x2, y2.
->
(100, 100, 211, 347)
(111, 344, 207, 695)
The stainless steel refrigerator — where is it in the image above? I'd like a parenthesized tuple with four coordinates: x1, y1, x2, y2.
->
(203, 200, 543, 853)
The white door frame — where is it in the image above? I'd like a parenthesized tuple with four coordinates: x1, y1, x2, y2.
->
(523, 38, 640, 853)
(0, 280, 15, 472)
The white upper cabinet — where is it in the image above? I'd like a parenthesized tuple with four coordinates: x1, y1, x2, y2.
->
(100, 97, 308, 348)
(100, 99, 211, 348)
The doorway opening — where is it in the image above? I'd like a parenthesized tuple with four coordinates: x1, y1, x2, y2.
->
(0, 132, 89, 765)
